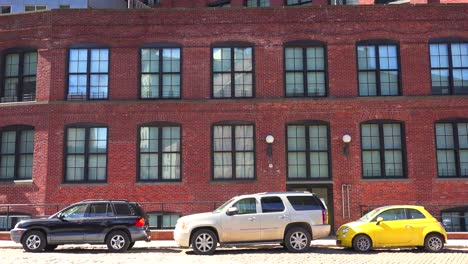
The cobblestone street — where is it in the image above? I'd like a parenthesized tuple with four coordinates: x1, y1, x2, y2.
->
(1, 244, 467, 264)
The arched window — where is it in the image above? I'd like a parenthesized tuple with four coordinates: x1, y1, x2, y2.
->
(1, 48, 37, 103)
(0, 125, 34, 180)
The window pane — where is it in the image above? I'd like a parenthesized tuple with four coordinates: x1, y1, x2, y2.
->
(141, 48, 159, 73)
(213, 73, 231, 98)
(69, 49, 88, 73)
(261, 197, 285, 213)
(458, 123, 468, 148)
(66, 155, 85, 181)
(214, 126, 232, 151)
(288, 152, 307, 178)
(442, 212, 461, 232)
(19, 130, 34, 153)
(141, 74, 159, 98)
(435, 123, 454, 149)
(453, 69, 468, 94)
(460, 150, 468, 177)
(234, 47, 252, 72)
(162, 127, 180, 152)
(213, 48, 231, 72)
(90, 74, 108, 99)
(88, 154, 107, 181)
(378, 45, 398, 70)
(357, 46, 376, 70)
(140, 127, 158, 153)
(363, 150, 381, 177)
(68, 74, 87, 95)
(361, 124, 380, 150)
(67, 128, 85, 153)
(383, 124, 401, 149)
(162, 48, 180, 73)
(306, 72, 325, 96)
(359, 72, 377, 96)
(0, 155, 15, 179)
(234, 198, 257, 214)
(286, 72, 304, 96)
(140, 153, 158, 180)
(235, 125, 253, 151)
(285, 48, 303, 71)
(235, 152, 254, 179)
(309, 125, 328, 151)
(18, 154, 33, 179)
(1, 131, 16, 154)
(437, 150, 456, 177)
(430, 44, 449, 68)
(451, 43, 468, 68)
(89, 128, 107, 153)
(380, 71, 399, 95)
(162, 74, 180, 98)
(310, 152, 329, 178)
(90, 49, 109, 73)
(384, 150, 403, 177)
(23, 52, 38, 76)
(287, 126, 306, 151)
(5, 54, 19, 77)
(214, 153, 232, 179)
(234, 73, 253, 97)
(306, 47, 324, 70)
(3, 78, 18, 97)
(162, 153, 180, 180)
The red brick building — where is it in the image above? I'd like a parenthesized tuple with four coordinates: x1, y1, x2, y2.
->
(0, 3, 467, 231)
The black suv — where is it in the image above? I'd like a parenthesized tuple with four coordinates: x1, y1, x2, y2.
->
(10, 200, 151, 252)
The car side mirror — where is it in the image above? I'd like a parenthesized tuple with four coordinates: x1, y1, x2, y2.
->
(376, 217, 383, 225)
(226, 207, 239, 216)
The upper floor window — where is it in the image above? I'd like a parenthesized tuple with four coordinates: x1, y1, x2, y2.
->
(64, 125, 107, 183)
(246, 0, 270, 7)
(212, 123, 255, 180)
(285, 41, 327, 97)
(209, 0, 231, 7)
(286, 0, 312, 5)
(361, 121, 406, 178)
(212, 44, 254, 98)
(357, 42, 400, 96)
(68, 48, 109, 100)
(59, 5, 70, 9)
(435, 121, 468, 178)
(0, 6, 11, 14)
(287, 122, 330, 180)
(430, 42, 468, 95)
(140, 47, 181, 99)
(0, 126, 34, 181)
(1, 50, 37, 103)
(138, 123, 181, 182)
(24, 5, 46, 12)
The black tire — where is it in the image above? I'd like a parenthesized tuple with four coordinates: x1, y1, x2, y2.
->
(128, 242, 135, 250)
(284, 227, 311, 253)
(424, 234, 444, 252)
(106, 230, 130, 253)
(352, 234, 372, 252)
(44, 245, 58, 251)
(191, 229, 218, 255)
(22, 230, 47, 252)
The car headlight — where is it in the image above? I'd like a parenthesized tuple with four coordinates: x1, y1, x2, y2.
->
(341, 227, 349, 236)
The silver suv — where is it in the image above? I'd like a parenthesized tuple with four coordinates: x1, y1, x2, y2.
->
(174, 192, 330, 255)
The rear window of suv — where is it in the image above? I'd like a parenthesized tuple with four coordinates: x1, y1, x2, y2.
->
(114, 203, 137, 216)
(287, 195, 324, 211)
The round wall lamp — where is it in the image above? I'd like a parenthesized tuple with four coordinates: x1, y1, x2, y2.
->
(342, 134, 351, 157)
(342, 134, 352, 143)
(265, 135, 275, 144)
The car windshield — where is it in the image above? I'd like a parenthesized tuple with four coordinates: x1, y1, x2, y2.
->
(213, 198, 235, 213)
(358, 208, 382, 222)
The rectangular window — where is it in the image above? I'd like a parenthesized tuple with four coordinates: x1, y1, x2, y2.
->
(59, 5, 70, 9)
(261, 196, 285, 213)
(65, 126, 107, 182)
(213, 124, 255, 180)
(357, 44, 400, 96)
(286, 0, 313, 5)
(0, 128, 34, 180)
(140, 48, 181, 99)
(68, 48, 109, 100)
(139, 125, 181, 181)
(1, 51, 37, 102)
(287, 196, 324, 211)
(435, 122, 468, 177)
(361, 123, 405, 178)
(213, 47, 254, 98)
(24, 5, 47, 12)
(148, 212, 180, 229)
(246, 0, 270, 7)
(285, 46, 326, 97)
(0, 6, 11, 14)
(287, 124, 330, 179)
(430, 43, 468, 95)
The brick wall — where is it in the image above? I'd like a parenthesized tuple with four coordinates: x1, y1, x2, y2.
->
(0, 5, 467, 229)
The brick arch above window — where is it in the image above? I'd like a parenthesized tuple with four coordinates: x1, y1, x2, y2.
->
(284, 40, 326, 47)
(429, 37, 468, 44)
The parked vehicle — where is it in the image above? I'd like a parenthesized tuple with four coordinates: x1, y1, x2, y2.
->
(173, 192, 330, 255)
(336, 205, 447, 252)
(10, 200, 151, 252)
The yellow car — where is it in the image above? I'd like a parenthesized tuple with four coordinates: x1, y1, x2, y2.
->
(336, 205, 447, 252)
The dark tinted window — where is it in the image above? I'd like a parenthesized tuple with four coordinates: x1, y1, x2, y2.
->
(408, 209, 426, 219)
(114, 203, 136, 216)
(88, 203, 113, 217)
(287, 195, 324, 211)
(261, 197, 285, 213)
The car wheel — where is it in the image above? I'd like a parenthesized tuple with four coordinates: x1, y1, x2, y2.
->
(128, 242, 135, 250)
(424, 234, 444, 252)
(22, 230, 46, 252)
(191, 229, 218, 255)
(284, 227, 311, 253)
(44, 245, 58, 251)
(106, 230, 130, 253)
(353, 234, 372, 252)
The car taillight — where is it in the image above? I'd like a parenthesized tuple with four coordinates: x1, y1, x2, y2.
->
(135, 218, 145, 227)
(322, 210, 328, 224)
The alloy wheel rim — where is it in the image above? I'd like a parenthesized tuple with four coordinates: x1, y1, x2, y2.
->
(428, 237, 442, 251)
(195, 233, 214, 252)
(110, 235, 125, 250)
(357, 237, 370, 251)
(290, 232, 308, 250)
(26, 235, 41, 250)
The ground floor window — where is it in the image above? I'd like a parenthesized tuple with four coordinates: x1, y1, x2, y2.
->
(147, 212, 180, 229)
(441, 208, 468, 232)
(0, 214, 31, 231)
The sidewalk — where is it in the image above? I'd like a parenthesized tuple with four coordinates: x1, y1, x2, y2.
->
(0, 237, 467, 250)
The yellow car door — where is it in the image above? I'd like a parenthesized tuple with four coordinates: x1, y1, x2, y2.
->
(371, 208, 415, 246)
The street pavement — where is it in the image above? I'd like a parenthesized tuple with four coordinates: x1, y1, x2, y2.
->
(0, 238, 467, 264)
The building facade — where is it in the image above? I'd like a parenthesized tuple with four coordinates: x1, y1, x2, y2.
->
(0, 4, 467, 231)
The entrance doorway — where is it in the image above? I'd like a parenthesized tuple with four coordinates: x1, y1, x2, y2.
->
(287, 184, 334, 232)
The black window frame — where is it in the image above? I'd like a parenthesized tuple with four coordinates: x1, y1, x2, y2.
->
(211, 42, 255, 99)
(284, 40, 328, 98)
(1, 47, 37, 102)
(208, 0, 231, 7)
(66, 45, 110, 101)
(139, 43, 182, 100)
(0, 6, 11, 14)
(0, 125, 34, 181)
(137, 122, 182, 183)
(434, 119, 468, 178)
(63, 123, 108, 184)
(356, 40, 402, 97)
(285, 0, 313, 5)
(245, 0, 270, 7)
(286, 120, 332, 181)
(360, 120, 407, 179)
(441, 207, 468, 232)
(211, 121, 256, 181)
(147, 211, 181, 229)
(429, 38, 468, 95)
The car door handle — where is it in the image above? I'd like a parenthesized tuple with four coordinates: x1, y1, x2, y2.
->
(248, 217, 257, 221)
(404, 225, 413, 229)
(279, 215, 289, 219)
